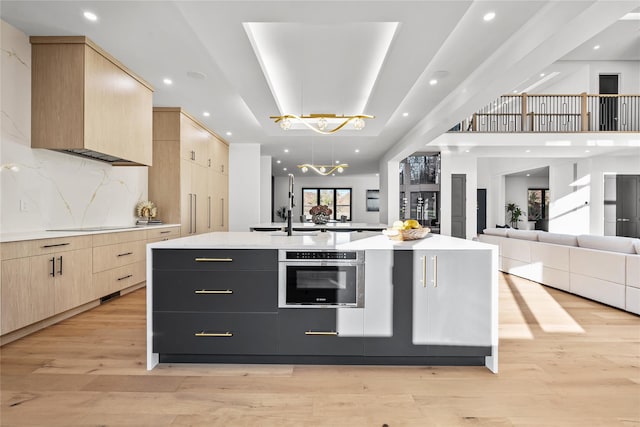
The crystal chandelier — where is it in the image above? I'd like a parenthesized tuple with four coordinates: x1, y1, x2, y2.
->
(270, 113, 374, 135)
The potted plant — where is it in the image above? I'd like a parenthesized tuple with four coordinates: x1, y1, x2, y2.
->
(505, 203, 525, 229)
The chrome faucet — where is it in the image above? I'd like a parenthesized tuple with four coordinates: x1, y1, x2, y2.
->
(287, 173, 294, 236)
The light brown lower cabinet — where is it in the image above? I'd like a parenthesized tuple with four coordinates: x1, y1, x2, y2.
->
(0, 226, 181, 343)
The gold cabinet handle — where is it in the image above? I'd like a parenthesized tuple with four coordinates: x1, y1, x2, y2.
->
(421, 255, 427, 288)
(433, 255, 438, 288)
(194, 257, 233, 262)
(305, 331, 338, 336)
(194, 332, 233, 337)
(194, 290, 233, 294)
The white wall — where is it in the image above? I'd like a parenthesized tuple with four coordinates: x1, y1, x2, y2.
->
(273, 173, 380, 223)
(228, 143, 262, 231)
(533, 60, 640, 94)
(260, 155, 272, 223)
(0, 20, 148, 233)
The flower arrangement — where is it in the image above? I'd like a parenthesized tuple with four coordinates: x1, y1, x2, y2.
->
(136, 200, 157, 219)
(309, 205, 332, 216)
(309, 205, 332, 224)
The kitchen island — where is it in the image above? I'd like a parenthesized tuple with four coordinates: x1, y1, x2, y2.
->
(147, 231, 498, 372)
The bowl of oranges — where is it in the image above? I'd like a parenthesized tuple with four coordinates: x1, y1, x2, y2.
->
(383, 219, 430, 241)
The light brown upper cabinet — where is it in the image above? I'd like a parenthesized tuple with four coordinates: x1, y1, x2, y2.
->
(30, 36, 153, 166)
(149, 108, 229, 235)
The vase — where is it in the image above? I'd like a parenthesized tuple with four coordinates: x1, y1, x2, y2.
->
(312, 213, 329, 224)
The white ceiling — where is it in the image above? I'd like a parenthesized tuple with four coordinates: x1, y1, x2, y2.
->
(2, 1, 639, 177)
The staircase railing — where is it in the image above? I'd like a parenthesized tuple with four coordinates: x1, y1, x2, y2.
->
(451, 93, 639, 133)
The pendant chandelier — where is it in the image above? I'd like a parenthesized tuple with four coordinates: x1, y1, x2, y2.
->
(297, 138, 348, 175)
(270, 113, 374, 135)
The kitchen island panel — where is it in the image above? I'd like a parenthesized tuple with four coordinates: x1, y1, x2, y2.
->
(153, 270, 277, 312)
(153, 312, 278, 355)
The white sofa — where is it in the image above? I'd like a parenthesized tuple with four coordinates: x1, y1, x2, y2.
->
(479, 229, 640, 315)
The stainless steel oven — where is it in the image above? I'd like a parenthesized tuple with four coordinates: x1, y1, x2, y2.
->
(278, 250, 365, 308)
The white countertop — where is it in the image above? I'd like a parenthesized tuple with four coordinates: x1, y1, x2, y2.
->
(0, 223, 181, 243)
(148, 231, 495, 251)
(250, 222, 389, 231)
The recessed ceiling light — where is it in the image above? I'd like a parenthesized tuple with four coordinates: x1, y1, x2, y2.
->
(83, 11, 98, 21)
(283, 168, 287, 171)
(276, 160, 281, 164)
(526, 174, 531, 177)
(402, 112, 409, 117)
(483, 12, 496, 22)
(226, 131, 232, 136)
(465, 150, 470, 153)
(332, 173, 336, 177)
(284, 149, 289, 153)
(202, 111, 210, 117)
(593, 45, 600, 50)
(585, 149, 590, 153)
(186, 70, 207, 80)
(163, 78, 172, 85)
(539, 73, 545, 77)
(525, 149, 531, 153)
(429, 79, 438, 86)
(512, 90, 518, 93)
(355, 149, 360, 153)
(335, 160, 340, 164)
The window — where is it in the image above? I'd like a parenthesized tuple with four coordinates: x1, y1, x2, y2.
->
(302, 188, 352, 220)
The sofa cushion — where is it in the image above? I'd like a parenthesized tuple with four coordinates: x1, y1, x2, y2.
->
(577, 235, 638, 254)
(506, 229, 539, 241)
(483, 228, 509, 237)
(538, 232, 578, 247)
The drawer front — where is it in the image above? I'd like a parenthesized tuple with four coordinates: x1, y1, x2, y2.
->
(278, 309, 364, 356)
(153, 312, 278, 354)
(153, 249, 277, 271)
(2, 235, 92, 260)
(153, 270, 277, 312)
(92, 229, 147, 247)
(93, 260, 146, 298)
(146, 226, 181, 242)
(93, 240, 146, 273)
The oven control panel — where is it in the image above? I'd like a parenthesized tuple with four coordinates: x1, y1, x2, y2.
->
(285, 251, 358, 260)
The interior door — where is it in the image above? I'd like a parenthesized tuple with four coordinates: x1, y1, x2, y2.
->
(477, 189, 487, 234)
(451, 174, 466, 238)
(599, 74, 618, 131)
(616, 175, 640, 238)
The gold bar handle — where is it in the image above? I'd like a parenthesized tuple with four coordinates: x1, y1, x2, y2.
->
(421, 255, 427, 288)
(194, 332, 233, 337)
(194, 290, 233, 294)
(194, 257, 233, 262)
(305, 331, 338, 336)
(433, 255, 438, 288)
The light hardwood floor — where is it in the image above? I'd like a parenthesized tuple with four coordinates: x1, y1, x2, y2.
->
(1, 273, 639, 426)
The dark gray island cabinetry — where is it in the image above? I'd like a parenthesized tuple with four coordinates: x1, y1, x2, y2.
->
(147, 232, 498, 372)
(152, 249, 279, 356)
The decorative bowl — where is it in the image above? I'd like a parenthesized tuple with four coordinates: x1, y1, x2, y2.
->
(383, 227, 430, 241)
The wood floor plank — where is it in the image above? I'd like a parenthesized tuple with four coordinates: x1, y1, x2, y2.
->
(1, 273, 639, 426)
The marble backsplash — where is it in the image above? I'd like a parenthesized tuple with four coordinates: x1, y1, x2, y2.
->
(1, 20, 148, 233)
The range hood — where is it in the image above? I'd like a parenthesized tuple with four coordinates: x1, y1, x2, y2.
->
(30, 36, 153, 167)
(60, 149, 147, 166)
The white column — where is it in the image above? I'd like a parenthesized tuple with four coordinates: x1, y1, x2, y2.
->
(229, 143, 261, 231)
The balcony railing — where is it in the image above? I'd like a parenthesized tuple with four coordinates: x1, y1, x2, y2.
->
(451, 93, 639, 133)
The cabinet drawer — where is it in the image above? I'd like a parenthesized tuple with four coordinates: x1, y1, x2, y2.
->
(146, 226, 180, 242)
(2, 235, 93, 260)
(153, 270, 277, 312)
(93, 240, 146, 273)
(153, 249, 277, 271)
(153, 312, 278, 354)
(92, 230, 147, 247)
(278, 309, 364, 355)
(93, 260, 145, 298)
